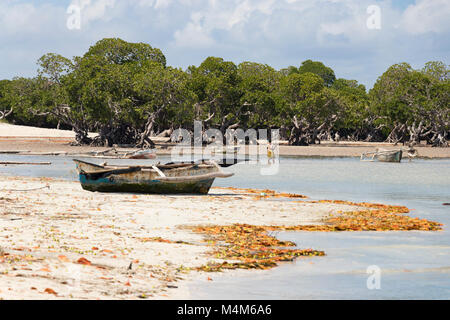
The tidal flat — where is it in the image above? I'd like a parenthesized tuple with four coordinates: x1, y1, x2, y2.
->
(0, 155, 448, 299)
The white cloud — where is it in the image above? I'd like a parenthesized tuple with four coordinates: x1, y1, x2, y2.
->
(401, 0, 450, 34)
(154, 0, 173, 9)
(173, 20, 215, 48)
(0, 0, 448, 88)
(70, 0, 115, 25)
(170, 0, 280, 48)
(316, 1, 383, 44)
(0, 1, 64, 36)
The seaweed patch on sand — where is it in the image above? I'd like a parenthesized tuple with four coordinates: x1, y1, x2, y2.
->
(287, 200, 444, 231)
(179, 201, 442, 273)
(0, 175, 443, 298)
(187, 224, 324, 272)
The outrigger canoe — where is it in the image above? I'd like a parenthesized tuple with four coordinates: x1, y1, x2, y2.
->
(74, 159, 233, 194)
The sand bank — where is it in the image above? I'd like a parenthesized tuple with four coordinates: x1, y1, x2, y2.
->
(0, 175, 362, 300)
(1, 138, 449, 159)
(1, 123, 449, 158)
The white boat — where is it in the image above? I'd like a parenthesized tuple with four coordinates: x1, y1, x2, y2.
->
(361, 148, 403, 162)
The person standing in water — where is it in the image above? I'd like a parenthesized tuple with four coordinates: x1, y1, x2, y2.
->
(267, 142, 275, 164)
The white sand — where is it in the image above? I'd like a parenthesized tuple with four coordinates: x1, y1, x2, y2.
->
(0, 175, 360, 300)
(0, 123, 76, 138)
(0, 123, 97, 138)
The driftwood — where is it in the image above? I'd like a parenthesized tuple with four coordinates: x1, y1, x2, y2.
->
(0, 162, 51, 165)
(1, 185, 50, 192)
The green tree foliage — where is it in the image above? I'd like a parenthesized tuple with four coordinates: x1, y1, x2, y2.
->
(331, 78, 370, 140)
(133, 64, 195, 146)
(1, 37, 448, 147)
(84, 38, 166, 67)
(237, 62, 280, 128)
(1, 77, 58, 127)
(279, 72, 341, 145)
(422, 61, 450, 81)
(18, 38, 178, 146)
(187, 57, 243, 133)
(298, 59, 336, 87)
(0, 80, 12, 120)
(370, 62, 449, 146)
(35, 53, 91, 141)
(73, 38, 170, 145)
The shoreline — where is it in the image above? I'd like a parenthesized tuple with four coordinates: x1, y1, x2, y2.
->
(0, 174, 359, 300)
(0, 174, 443, 300)
(1, 123, 449, 159)
(0, 138, 449, 160)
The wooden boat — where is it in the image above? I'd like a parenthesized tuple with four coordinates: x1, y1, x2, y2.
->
(73, 159, 233, 194)
(125, 149, 156, 159)
(211, 146, 240, 155)
(75, 148, 156, 160)
(360, 149, 403, 163)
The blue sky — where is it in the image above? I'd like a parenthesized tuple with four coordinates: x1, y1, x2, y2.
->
(0, 0, 449, 88)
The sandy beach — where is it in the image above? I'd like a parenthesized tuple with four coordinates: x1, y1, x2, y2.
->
(0, 123, 447, 300)
(0, 175, 362, 300)
(1, 0, 449, 305)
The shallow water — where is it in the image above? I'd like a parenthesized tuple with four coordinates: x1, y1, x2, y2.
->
(1, 155, 449, 299)
(199, 157, 450, 299)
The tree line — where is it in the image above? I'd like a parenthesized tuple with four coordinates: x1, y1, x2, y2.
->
(0, 38, 448, 147)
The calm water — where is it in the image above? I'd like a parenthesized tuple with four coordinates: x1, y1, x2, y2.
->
(1, 155, 449, 299)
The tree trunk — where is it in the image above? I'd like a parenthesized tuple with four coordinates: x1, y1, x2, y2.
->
(289, 116, 309, 146)
(0, 108, 13, 120)
(138, 113, 158, 148)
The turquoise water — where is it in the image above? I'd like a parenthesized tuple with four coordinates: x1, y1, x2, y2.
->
(1, 155, 449, 299)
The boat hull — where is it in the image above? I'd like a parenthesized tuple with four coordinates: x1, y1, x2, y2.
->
(361, 149, 403, 163)
(74, 159, 228, 195)
(375, 150, 403, 163)
(79, 175, 215, 194)
(125, 150, 156, 159)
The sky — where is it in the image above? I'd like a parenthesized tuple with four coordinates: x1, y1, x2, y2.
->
(0, 0, 449, 89)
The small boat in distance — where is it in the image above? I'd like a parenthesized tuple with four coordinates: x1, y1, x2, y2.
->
(360, 148, 403, 163)
(73, 159, 233, 194)
(125, 149, 156, 159)
(211, 146, 240, 155)
(74, 148, 157, 160)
